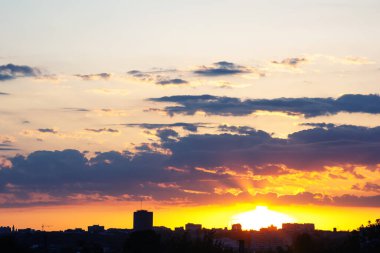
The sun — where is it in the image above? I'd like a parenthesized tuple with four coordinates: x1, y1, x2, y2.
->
(232, 206, 295, 230)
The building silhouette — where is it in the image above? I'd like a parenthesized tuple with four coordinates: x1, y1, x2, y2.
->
(185, 223, 202, 231)
(282, 223, 315, 233)
(133, 210, 153, 231)
(232, 223, 242, 231)
(88, 225, 105, 234)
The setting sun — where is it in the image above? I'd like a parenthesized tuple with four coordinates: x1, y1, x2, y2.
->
(232, 206, 295, 230)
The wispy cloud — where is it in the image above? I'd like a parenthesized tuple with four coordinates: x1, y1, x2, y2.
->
(271, 57, 307, 68)
(127, 69, 189, 86)
(193, 61, 264, 77)
(84, 128, 119, 133)
(125, 122, 208, 132)
(74, 73, 112, 81)
(37, 128, 58, 134)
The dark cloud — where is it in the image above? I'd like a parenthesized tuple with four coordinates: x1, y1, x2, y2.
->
(193, 61, 255, 76)
(1, 125, 380, 207)
(300, 123, 336, 129)
(0, 92, 10, 95)
(0, 149, 214, 207)
(127, 70, 153, 81)
(272, 57, 307, 67)
(0, 143, 17, 151)
(156, 129, 179, 142)
(0, 64, 41, 81)
(218, 124, 258, 135)
(156, 78, 188, 85)
(37, 128, 58, 134)
(74, 73, 111, 81)
(163, 124, 380, 171)
(150, 94, 380, 117)
(84, 128, 119, 133)
(127, 69, 188, 86)
(125, 123, 207, 132)
(362, 183, 380, 192)
(333, 194, 380, 207)
(353, 182, 380, 193)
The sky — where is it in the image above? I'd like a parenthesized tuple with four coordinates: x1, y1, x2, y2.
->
(1, 0, 380, 231)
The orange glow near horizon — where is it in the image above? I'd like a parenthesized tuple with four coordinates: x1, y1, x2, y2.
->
(232, 206, 295, 230)
(1, 202, 379, 232)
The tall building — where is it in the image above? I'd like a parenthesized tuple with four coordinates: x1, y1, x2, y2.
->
(133, 210, 153, 231)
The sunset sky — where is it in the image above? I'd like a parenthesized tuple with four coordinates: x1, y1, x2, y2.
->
(1, 0, 380, 231)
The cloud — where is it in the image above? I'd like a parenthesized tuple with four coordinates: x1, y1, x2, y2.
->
(0, 143, 18, 151)
(252, 192, 380, 207)
(63, 107, 90, 112)
(362, 183, 380, 193)
(37, 128, 58, 134)
(271, 57, 307, 67)
(127, 61, 265, 86)
(0, 157, 12, 169)
(1, 125, 380, 207)
(127, 70, 154, 82)
(218, 124, 258, 135)
(84, 128, 119, 133)
(156, 129, 179, 142)
(125, 123, 207, 132)
(156, 78, 188, 86)
(341, 56, 375, 65)
(353, 182, 380, 193)
(160, 124, 380, 173)
(127, 69, 188, 86)
(0, 135, 15, 144)
(327, 56, 375, 65)
(149, 94, 380, 117)
(0, 92, 10, 95)
(193, 61, 259, 76)
(0, 64, 41, 81)
(74, 73, 111, 81)
(300, 123, 336, 129)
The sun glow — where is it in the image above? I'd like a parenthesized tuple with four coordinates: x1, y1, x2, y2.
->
(232, 206, 295, 230)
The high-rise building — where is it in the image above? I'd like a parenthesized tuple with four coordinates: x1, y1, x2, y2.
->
(133, 210, 153, 231)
